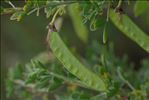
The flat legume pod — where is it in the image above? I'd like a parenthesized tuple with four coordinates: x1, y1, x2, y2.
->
(47, 31, 106, 92)
(110, 10, 149, 53)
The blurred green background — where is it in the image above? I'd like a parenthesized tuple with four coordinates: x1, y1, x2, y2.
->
(1, 1, 149, 100)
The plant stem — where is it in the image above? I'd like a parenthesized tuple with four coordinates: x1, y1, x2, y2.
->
(50, 7, 63, 25)
(49, 72, 91, 89)
(1, 8, 23, 15)
(116, 0, 122, 9)
(1, 1, 76, 15)
(117, 67, 135, 91)
(90, 92, 107, 100)
(13, 72, 92, 93)
(7, 1, 16, 9)
(14, 79, 48, 93)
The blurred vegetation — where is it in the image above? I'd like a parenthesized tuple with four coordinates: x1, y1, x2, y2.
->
(1, 0, 149, 100)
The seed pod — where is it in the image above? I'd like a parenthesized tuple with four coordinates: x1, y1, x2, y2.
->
(68, 4, 89, 43)
(47, 27, 106, 91)
(103, 23, 108, 44)
(110, 10, 149, 53)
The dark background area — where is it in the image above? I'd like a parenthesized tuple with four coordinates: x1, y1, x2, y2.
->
(1, 1, 149, 100)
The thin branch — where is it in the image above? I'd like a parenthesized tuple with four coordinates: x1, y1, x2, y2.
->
(5, 1, 16, 9)
(1, 7, 23, 15)
(90, 92, 107, 100)
(45, 1, 77, 7)
(117, 67, 136, 91)
(116, 0, 122, 9)
(13, 71, 93, 94)
(50, 7, 63, 25)
(27, 8, 38, 15)
(14, 80, 48, 93)
(49, 72, 87, 88)
(1, 1, 78, 15)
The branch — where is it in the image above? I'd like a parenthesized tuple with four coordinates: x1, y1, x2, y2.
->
(1, 7, 23, 15)
(1, 1, 76, 15)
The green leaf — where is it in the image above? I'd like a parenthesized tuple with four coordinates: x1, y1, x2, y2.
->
(7, 64, 24, 80)
(6, 80, 14, 98)
(134, 1, 149, 17)
(23, 0, 33, 12)
(36, 76, 50, 88)
(48, 77, 63, 91)
(21, 91, 32, 100)
(36, 60, 47, 69)
(0, 6, 4, 14)
(25, 72, 37, 84)
(10, 11, 25, 21)
(71, 91, 91, 100)
(50, 61, 64, 75)
(107, 82, 120, 97)
(45, 7, 57, 18)
(96, 17, 106, 28)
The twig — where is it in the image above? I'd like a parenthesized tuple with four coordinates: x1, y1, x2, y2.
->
(1, 1, 76, 15)
(1, 7, 23, 15)
(7, 1, 16, 9)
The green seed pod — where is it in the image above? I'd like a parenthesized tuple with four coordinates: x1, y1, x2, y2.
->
(103, 23, 108, 44)
(68, 4, 89, 43)
(110, 10, 149, 53)
(47, 27, 106, 92)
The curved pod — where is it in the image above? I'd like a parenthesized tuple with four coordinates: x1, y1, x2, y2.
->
(68, 3, 89, 43)
(110, 10, 149, 53)
(47, 31, 106, 92)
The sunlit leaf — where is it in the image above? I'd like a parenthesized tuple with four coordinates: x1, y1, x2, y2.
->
(10, 11, 25, 21)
